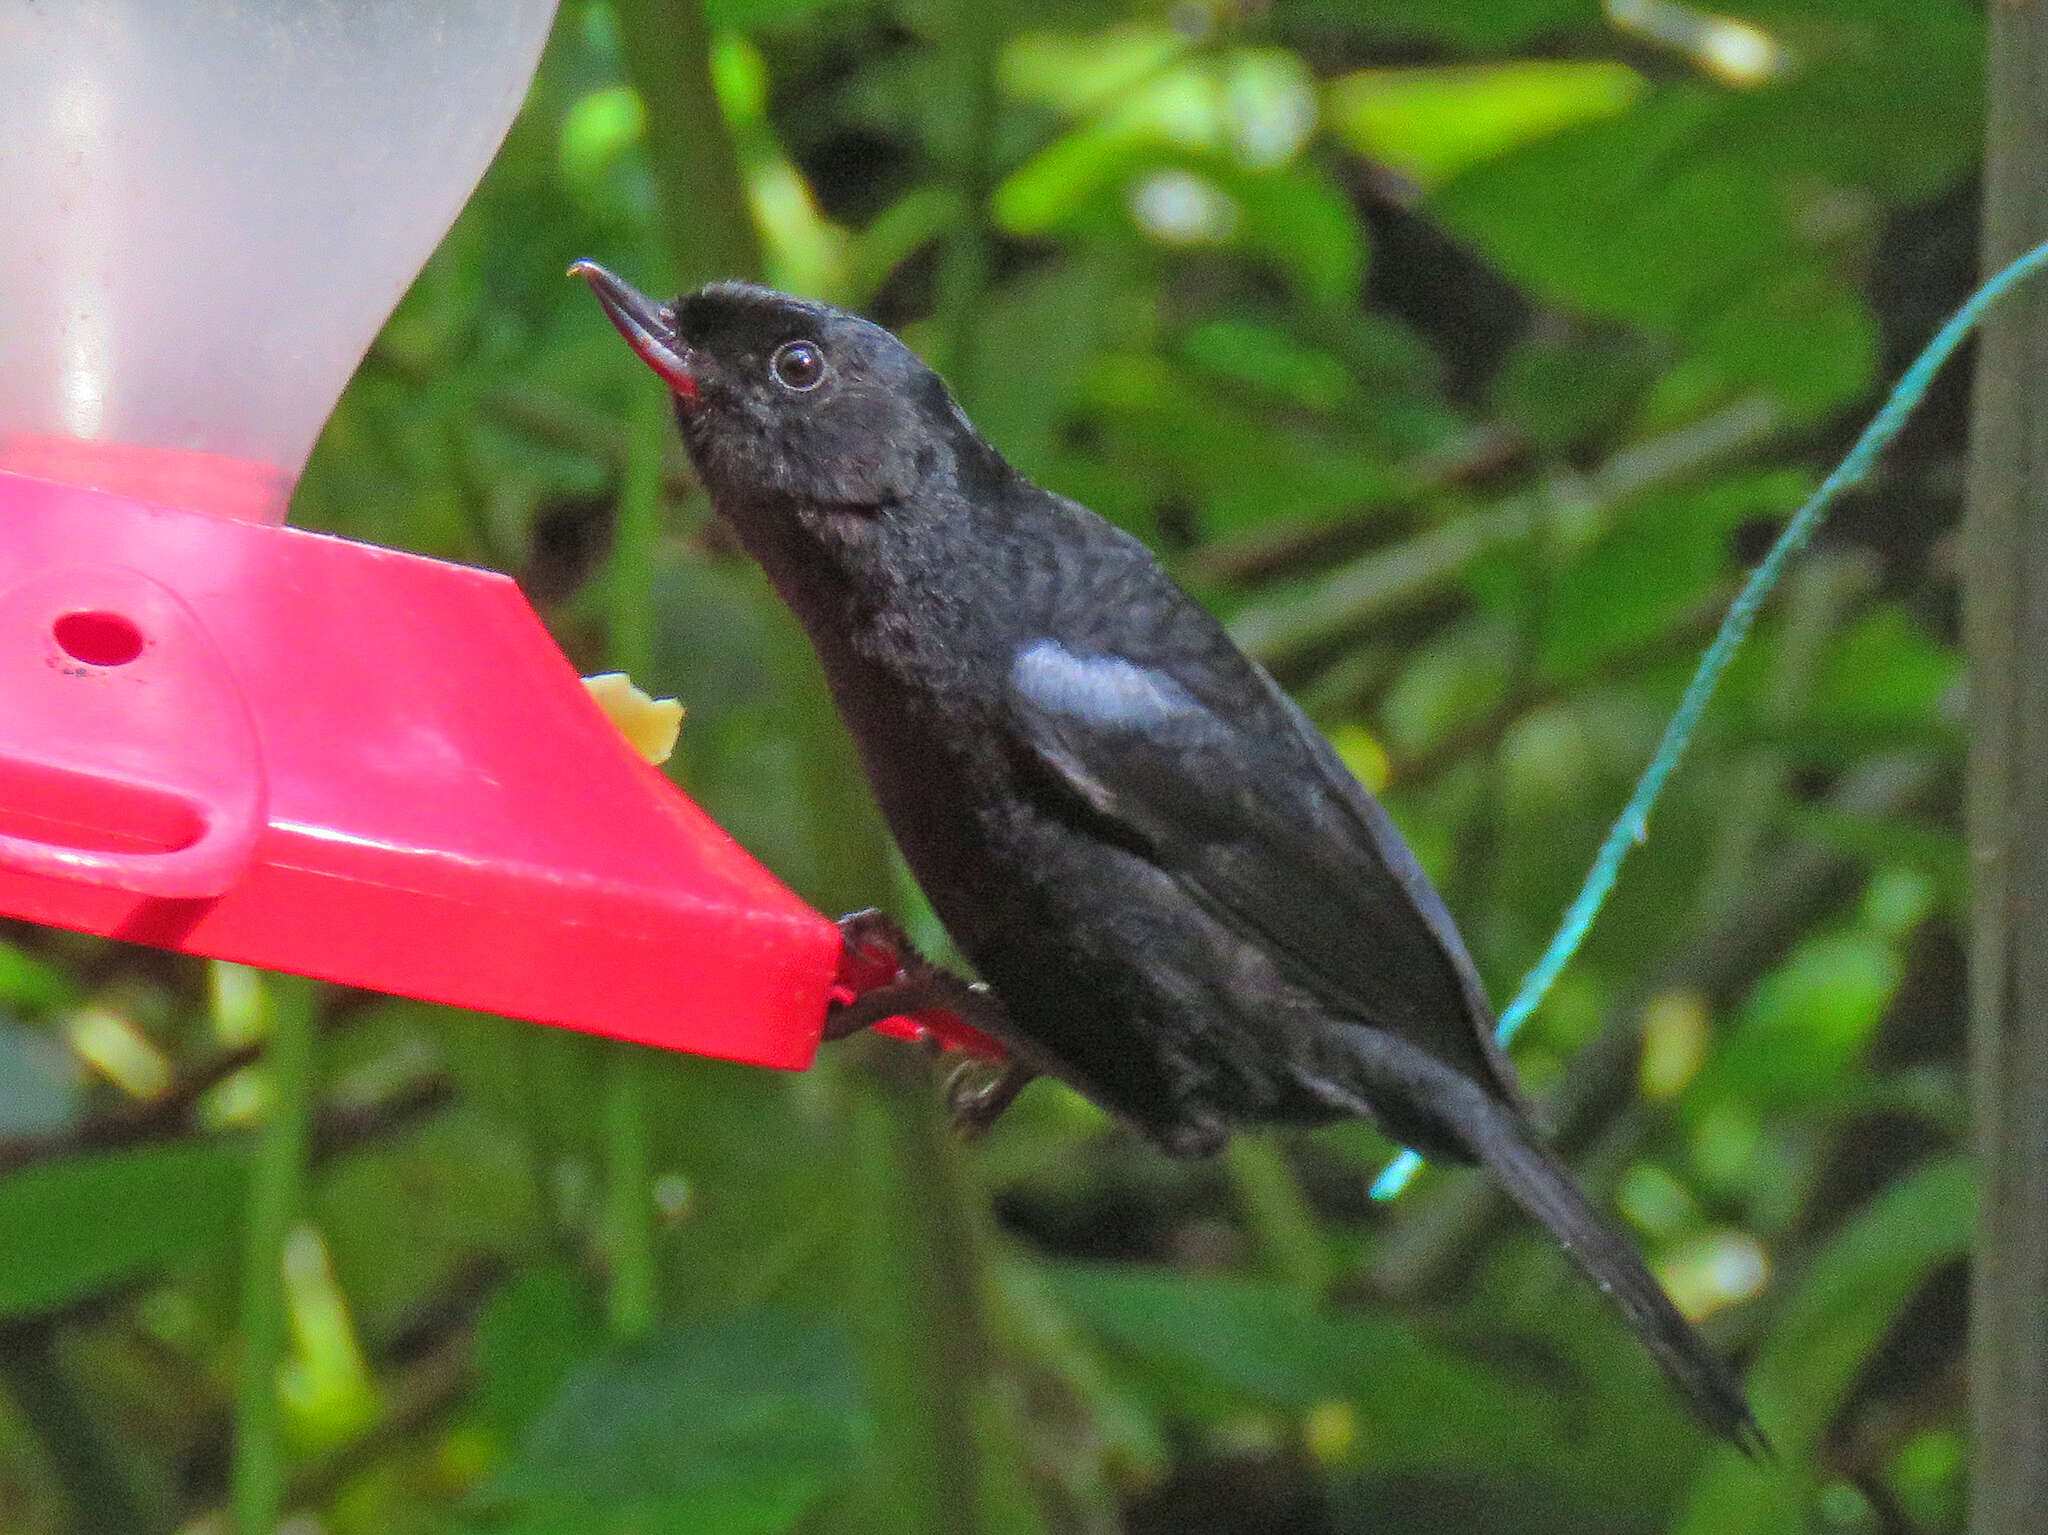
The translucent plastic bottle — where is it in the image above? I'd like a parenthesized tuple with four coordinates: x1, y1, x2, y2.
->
(0, 0, 968, 1066)
(0, 0, 558, 521)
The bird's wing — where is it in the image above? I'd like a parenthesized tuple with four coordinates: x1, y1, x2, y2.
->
(1007, 636, 1524, 1105)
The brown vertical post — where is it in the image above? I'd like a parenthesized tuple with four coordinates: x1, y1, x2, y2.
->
(1964, 4, 2048, 1530)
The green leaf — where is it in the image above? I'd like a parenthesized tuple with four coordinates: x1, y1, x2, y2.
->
(1002, 24, 1187, 117)
(1810, 605, 1959, 730)
(846, 186, 963, 306)
(1683, 0, 1983, 201)
(477, 1311, 869, 1534)
(1287, 0, 1601, 49)
(1777, 807, 1968, 917)
(1378, 613, 1516, 757)
(1689, 266, 1877, 422)
(1431, 93, 1881, 414)
(0, 1139, 247, 1317)
(1696, 930, 1904, 1109)
(559, 86, 647, 189)
(474, 1264, 605, 1447)
(705, 0, 844, 29)
(1046, 1264, 1562, 1465)
(946, 256, 1122, 480)
(994, 78, 1216, 233)
(1077, 351, 1400, 538)
(993, 46, 1360, 306)
(1489, 330, 1662, 453)
(1673, 1157, 1974, 1532)
(1178, 319, 1358, 413)
(314, 1107, 543, 1341)
(1222, 159, 1368, 307)
(1529, 470, 1813, 680)
(1327, 61, 1647, 187)
(0, 941, 77, 1014)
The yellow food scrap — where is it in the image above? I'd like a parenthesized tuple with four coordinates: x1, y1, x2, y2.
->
(583, 672, 684, 765)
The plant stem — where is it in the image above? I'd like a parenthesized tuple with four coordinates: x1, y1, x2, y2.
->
(602, 1046, 656, 1341)
(607, 388, 664, 679)
(1228, 396, 1781, 666)
(232, 972, 317, 1535)
(612, 0, 762, 289)
(1225, 1135, 1328, 1297)
(933, 5, 1006, 404)
(598, 388, 667, 1344)
(609, 2, 1000, 1517)
(792, 698, 998, 1534)
(847, 1052, 993, 1535)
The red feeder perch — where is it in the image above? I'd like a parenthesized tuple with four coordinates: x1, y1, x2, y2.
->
(0, 3, 995, 1068)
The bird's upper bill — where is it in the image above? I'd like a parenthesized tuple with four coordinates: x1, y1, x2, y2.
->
(568, 260, 699, 401)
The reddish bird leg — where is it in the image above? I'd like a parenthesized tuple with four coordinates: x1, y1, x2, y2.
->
(826, 908, 1037, 1134)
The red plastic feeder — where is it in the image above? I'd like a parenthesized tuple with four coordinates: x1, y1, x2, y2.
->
(0, 2, 998, 1069)
(0, 439, 846, 1066)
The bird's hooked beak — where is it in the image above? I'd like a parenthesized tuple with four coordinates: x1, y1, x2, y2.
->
(568, 260, 700, 402)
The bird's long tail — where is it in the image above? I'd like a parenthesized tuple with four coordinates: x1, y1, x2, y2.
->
(1465, 1110, 1770, 1457)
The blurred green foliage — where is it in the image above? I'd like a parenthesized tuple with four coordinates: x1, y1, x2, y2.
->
(0, 1, 1989, 1531)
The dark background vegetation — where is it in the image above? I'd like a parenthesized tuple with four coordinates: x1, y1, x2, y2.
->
(0, 1, 1997, 1530)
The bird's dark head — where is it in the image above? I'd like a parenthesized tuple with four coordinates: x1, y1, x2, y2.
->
(571, 263, 992, 512)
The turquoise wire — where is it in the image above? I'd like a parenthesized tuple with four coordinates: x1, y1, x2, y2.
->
(1372, 236, 2048, 1202)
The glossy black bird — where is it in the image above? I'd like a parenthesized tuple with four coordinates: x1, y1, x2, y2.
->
(573, 261, 1765, 1454)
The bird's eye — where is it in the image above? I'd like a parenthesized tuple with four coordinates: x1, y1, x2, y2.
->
(771, 339, 826, 392)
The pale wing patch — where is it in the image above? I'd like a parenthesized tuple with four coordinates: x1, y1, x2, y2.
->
(1011, 639, 1203, 731)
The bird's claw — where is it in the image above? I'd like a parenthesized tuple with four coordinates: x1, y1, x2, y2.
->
(824, 910, 1014, 1062)
(836, 907, 917, 977)
(945, 1059, 1038, 1138)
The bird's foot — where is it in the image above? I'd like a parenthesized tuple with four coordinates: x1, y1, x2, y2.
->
(945, 1058, 1038, 1137)
(824, 909, 1011, 1047)
(834, 908, 926, 988)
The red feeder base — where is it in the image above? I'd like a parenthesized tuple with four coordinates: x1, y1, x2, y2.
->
(0, 460, 841, 1068)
